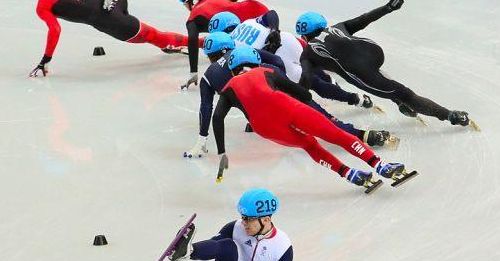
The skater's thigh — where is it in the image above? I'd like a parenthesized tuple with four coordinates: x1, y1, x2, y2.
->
(341, 69, 411, 100)
(93, 12, 140, 41)
(266, 126, 317, 149)
(289, 104, 340, 137)
(361, 71, 415, 101)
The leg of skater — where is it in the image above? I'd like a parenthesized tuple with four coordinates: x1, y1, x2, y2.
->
(289, 104, 405, 178)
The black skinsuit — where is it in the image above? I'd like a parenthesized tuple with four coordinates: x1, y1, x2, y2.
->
(300, 5, 451, 120)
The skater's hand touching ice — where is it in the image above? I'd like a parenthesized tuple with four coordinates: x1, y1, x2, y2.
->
(181, 72, 198, 90)
(29, 55, 51, 77)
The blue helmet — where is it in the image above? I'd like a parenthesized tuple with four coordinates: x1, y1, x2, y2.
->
(227, 46, 261, 70)
(238, 188, 279, 218)
(209, 12, 241, 33)
(203, 32, 236, 55)
(295, 11, 327, 35)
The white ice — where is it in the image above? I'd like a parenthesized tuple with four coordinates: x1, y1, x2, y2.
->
(1, 0, 500, 260)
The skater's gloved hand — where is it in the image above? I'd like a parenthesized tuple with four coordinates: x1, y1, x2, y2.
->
(29, 55, 51, 77)
(184, 135, 208, 158)
(181, 72, 198, 90)
(183, 135, 208, 158)
(103, 0, 119, 11)
(386, 0, 404, 11)
(216, 153, 229, 183)
(263, 30, 281, 54)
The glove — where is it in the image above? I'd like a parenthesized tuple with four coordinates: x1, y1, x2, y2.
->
(216, 153, 229, 183)
(263, 30, 281, 54)
(386, 0, 404, 11)
(181, 72, 198, 90)
(183, 135, 208, 158)
(103, 0, 119, 11)
(29, 55, 51, 77)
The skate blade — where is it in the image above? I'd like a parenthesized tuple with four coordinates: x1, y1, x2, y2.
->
(163, 48, 189, 56)
(371, 105, 385, 114)
(391, 171, 419, 187)
(469, 120, 481, 132)
(364, 179, 383, 194)
(416, 116, 428, 126)
(385, 136, 400, 151)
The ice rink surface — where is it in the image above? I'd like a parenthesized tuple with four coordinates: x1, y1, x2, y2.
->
(1, 0, 500, 260)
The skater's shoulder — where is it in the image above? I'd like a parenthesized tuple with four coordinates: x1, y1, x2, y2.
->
(272, 227, 292, 244)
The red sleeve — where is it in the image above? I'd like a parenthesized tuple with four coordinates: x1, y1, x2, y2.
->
(296, 37, 307, 49)
(230, 0, 268, 21)
(36, 0, 61, 57)
(188, 0, 268, 22)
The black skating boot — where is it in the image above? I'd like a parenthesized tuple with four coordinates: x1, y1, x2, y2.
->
(363, 130, 390, 147)
(398, 103, 417, 117)
(448, 111, 469, 126)
(358, 94, 374, 109)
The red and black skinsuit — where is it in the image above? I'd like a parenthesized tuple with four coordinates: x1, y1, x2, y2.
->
(185, 0, 269, 74)
(34, 0, 202, 75)
(213, 66, 381, 177)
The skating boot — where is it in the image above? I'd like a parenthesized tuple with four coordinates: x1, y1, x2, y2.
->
(357, 94, 373, 109)
(375, 162, 405, 179)
(184, 135, 208, 158)
(354, 94, 385, 113)
(397, 102, 428, 125)
(169, 224, 196, 261)
(364, 130, 400, 149)
(398, 103, 417, 118)
(346, 168, 383, 194)
(448, 111, 469, 126)
(375, 162, 419, 187)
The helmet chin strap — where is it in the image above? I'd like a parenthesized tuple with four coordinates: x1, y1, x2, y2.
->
(253, 218, 273, 237)
(256, 218, 265, 235)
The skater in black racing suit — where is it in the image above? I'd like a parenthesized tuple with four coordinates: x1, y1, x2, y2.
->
(297, 0, 472, 127)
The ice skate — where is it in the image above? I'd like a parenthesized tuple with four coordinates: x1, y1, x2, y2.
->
(184, 136, 208, 158)
(162, 45, 189, 55)
(448, 111, 481, 131)
(346, 169, 383, 194)
(375, 162, 419, 187)
(364, 130, 400, 150)
(357, 94, 384, 113)
(398, 103, 427, 126)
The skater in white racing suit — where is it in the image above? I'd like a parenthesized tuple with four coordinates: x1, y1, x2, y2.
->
(169, 188, 293, 261)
